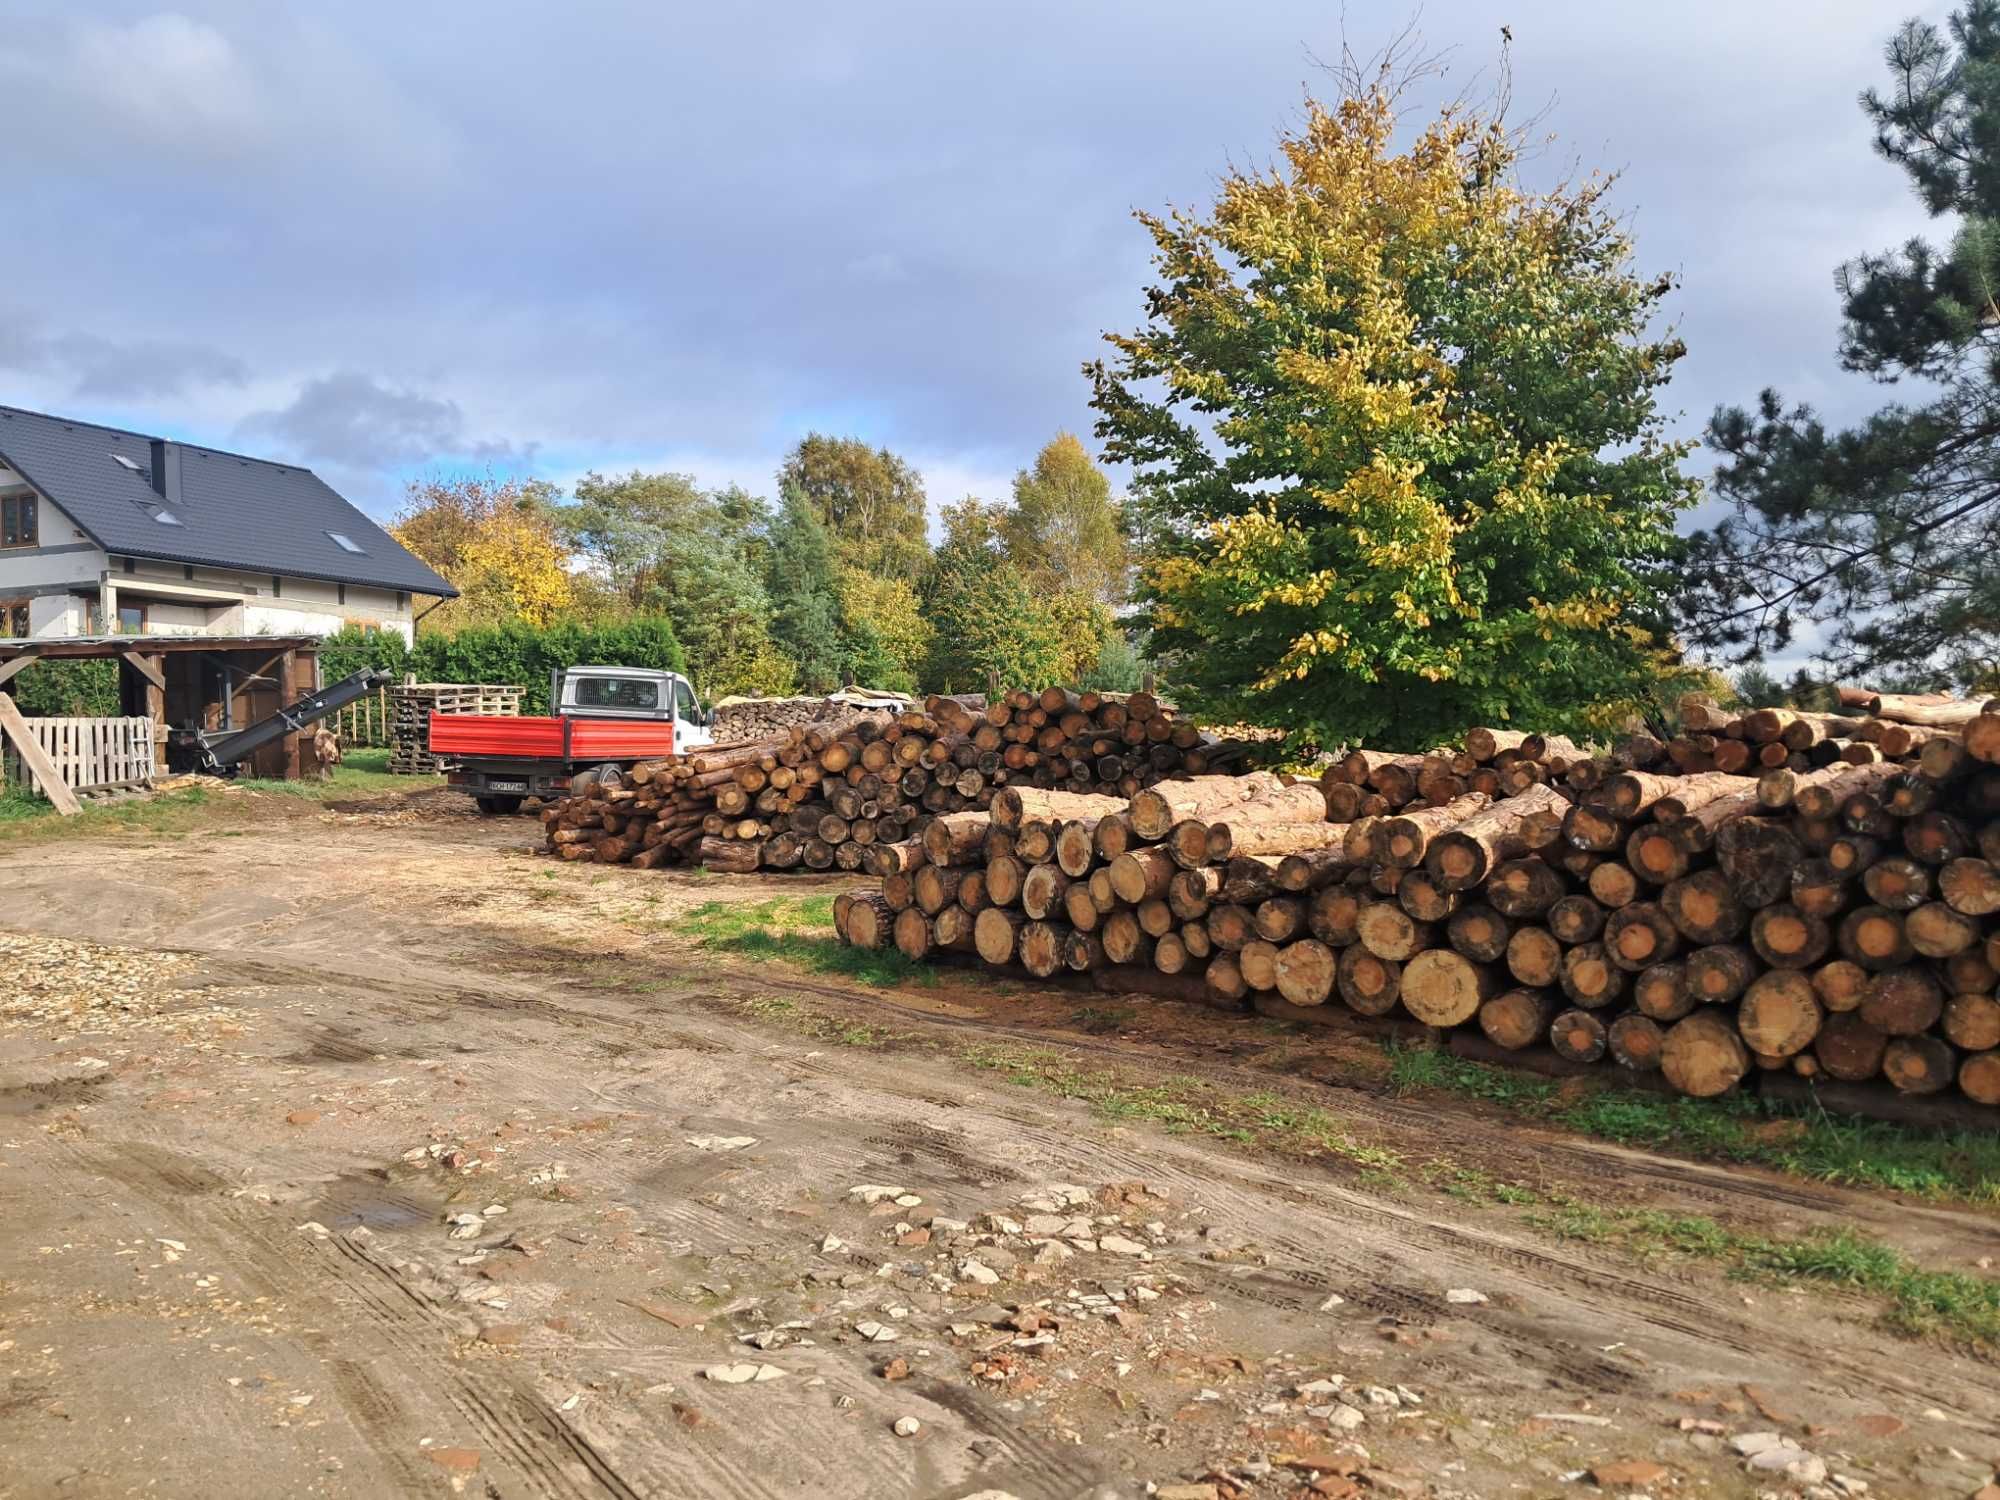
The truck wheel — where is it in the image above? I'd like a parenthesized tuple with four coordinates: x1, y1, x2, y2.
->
(475, 795, 524, 816)
(592, 762, 625, 787)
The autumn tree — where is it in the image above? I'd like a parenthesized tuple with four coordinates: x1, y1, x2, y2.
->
(559, 471, 791, 697)
(392, 474, 574, 629)
(1679, 3, 2000, 690)
(778, 434, 931, 582)
(1087, 75, 1697, 748)
(1001, 434, 1129, 604)
(922, 498, 1067, 690)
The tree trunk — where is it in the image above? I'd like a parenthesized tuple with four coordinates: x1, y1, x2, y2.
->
(1813, 1011, 1888, 1081)
(1400, 949, 1498, 1026)
(1748, 903, 1831, 969)
(1127, 773, 1284, 839)
(985, 854, 1027, 909)
(973, 906, 1026, 965)
(1549, 1009, 1608, 1063)
(1485, 858, 1565, 917)
(1372, 792, 1493, 869)
(1859, 967, 1944, 1035)
(1108, 847, 1178, 905)
(922, 811, 990, 866)
(1883, 1035, 1957, 1094)
(1336, 945, 1402, 1015)
(1479, 987, 1557, 1049)
(1205, 951, 1248, 1005)
(1276, 848, 1355, 892)
(1273, 938, 1336, 1005)
(1445, 903, 1511, 963)
(1737, 970, 1822, 1057)
(1632, 960, 1694, 1021)
(1102, 910, 1154, 966)
(1662, 870, 1746, 944)
(1019, 919, 1068, 979)
(1547, 894, 1606, 945)
(1661, 1011, 1751, 1097)
(1558, 943, 1627, 1009)
(1422, 783, 1565, 890)
(1505, 925, 1564, 989)
(1218, 820, 1352, 856)
(845, 892, 895, 950)
(1020, 862, 1072, 920)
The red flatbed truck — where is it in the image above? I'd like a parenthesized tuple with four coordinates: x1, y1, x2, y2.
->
(427, 665, 712, 814)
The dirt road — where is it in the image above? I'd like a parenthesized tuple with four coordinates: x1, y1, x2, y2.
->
(1, 794, 1996, 1499)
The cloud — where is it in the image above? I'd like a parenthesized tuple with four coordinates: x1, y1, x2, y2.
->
(238, 373, 530, 473)
(0, 312, 248, 400)
(66, 13, 262, 156)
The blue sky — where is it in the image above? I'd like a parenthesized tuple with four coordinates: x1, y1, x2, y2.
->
(0, 0, 1946, 601)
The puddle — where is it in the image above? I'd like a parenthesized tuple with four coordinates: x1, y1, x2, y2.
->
(303, 1168, 440, 1232)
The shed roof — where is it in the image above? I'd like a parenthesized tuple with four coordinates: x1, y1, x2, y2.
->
(0, 404, 457, 598)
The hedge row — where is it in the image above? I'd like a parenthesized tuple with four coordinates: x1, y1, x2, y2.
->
(319, 619, 688, 715)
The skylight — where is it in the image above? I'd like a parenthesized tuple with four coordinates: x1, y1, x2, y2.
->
(327, 531, 364, 554)
(112, 453, 142, 471)
(154, 511, 182, 526)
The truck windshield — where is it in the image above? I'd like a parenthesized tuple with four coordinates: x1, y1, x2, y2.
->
(573, 677, 659, 710)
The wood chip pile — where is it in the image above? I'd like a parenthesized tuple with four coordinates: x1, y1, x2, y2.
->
(536, 687, 1254, 874)
(835, 693, 2000, 1110)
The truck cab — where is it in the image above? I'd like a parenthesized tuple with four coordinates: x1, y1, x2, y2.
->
(554, 665, 712, 747)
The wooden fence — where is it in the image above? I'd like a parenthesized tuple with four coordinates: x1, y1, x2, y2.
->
(1, 716, 155, 797)
(326, 684, 392, 749)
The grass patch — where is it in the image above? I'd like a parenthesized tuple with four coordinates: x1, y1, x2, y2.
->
(679, 896, 938, 988)
(236, 747, 431, 800)
(1385, 1043, 2000, 1207)
(740, 994, 902, 1048)
(1533, 1200, 2000, 1348)
(958, 1043, 1405, 1172)
(0, 784, 214, 839)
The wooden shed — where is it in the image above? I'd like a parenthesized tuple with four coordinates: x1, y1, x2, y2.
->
(0, 634, 321, 779)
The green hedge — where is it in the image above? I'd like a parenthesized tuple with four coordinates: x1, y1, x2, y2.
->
(6, 659, 120, 717)
(320, 618, 688, 715)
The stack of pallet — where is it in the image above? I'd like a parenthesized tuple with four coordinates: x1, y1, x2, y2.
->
(536, 687, 1248, 872)
(837, 702, 2000, 1111)
(389, 682, 522, 774)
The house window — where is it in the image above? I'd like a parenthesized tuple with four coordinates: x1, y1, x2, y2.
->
(327, 531, 365, 554)
(117, 603, 146, 633)
(122, 557, 136, 574)
(1, 599, 29, 636)
(0, 493, 36, 548)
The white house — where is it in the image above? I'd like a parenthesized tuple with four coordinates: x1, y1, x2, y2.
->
(0, 403, 456, 644)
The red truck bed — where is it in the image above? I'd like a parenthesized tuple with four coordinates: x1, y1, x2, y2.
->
(427, 713, 677, 762)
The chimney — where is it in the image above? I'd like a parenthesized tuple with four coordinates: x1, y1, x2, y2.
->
(148, 439, 181, 506)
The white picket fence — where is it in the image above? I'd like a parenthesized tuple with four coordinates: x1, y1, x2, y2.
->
(2, 716, 156, 797)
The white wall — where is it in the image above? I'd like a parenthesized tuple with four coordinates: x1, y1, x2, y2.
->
(27, 594, 83, 638)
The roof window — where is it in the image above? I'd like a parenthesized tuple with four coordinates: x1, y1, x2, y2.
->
(112, 453, 142, 472)
(153, 511, 182, 526)
(327, 531, 365, 554)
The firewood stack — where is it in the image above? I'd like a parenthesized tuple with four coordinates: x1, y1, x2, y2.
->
(536, 687, 1250, 874)
(836, 698, 2000, 1112)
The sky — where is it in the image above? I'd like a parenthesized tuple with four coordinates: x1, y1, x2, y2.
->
(0, 1, 1949, 578)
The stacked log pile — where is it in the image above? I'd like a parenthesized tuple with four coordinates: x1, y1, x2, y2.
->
(709, 691, 912, 743)
(536, 687, 1250, 873)
(836, 700, 2000, 1112)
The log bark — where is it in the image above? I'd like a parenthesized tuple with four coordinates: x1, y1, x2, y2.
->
(1373, 792, 1492, 869)
(989, 786, 1129, 833)
(1127, 773, 1283, 840)
(1423, 784, 1566, 890)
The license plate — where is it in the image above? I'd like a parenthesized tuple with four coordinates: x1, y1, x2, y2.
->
(486, 779, 528, 793)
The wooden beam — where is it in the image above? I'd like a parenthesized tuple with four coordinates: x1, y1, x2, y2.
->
(0, 649, 45, 690)
(0, 694, 81, 815)
(121, 650, 166, 694)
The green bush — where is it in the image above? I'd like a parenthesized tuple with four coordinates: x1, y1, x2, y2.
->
(6, 660, 120, 717)
(320, 618, 688, 714)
